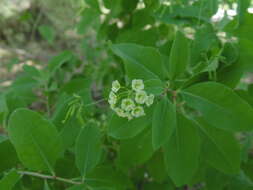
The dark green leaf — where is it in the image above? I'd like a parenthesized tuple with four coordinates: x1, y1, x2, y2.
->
(108, 107, 153, 139)
(0, 170, 21, 190)
(118, 129, 153, 168)
(205, 168, 230, 190)
(152, 97, 176, 150)
(196, 118, 241, 174)
(86, 165, 132, 190)
(116, 28, 158, 47)
(75, 124, 102, 177)
(48, 51, 73, 75)
(111, 43, 167, 81)
(237, 0, 251, 25)
(183, 82, 253, 131)
(0, 138, 19, 173)
(147, 152, 168, 183)
(163, 114, 200, 186)
(168, 31, 190, 79)
(8, 108, 63, 173)
(235, 14, 253, 71)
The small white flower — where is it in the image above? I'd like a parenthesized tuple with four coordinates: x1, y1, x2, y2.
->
(108, 99, 116, 106)
(121, 98, 135, 111)
(132, 79, 144, 92)
(135, 90, 148, 104)
(131, 106, 145, 117)
(109, 91, 117, 100)
(115, 108, 126, 118)
(110, 103, 117, 110)
(145, 94, 154, 107)
(108, 91, 117, 105)
(112, 80, 121, 92)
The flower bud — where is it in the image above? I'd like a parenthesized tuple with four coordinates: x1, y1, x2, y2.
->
(132, 79, 144, 92)
(121, 98, 135, 111)
(131, 106, 145, 117)
(135, 90, 148, 104)
(145, 94, 154, 107)
(112, 80, 121, 92)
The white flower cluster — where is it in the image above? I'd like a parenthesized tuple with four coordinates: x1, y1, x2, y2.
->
(108, 79, 154, 120)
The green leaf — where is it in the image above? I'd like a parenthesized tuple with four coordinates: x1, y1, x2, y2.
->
(104, 0, 122, 15)
(111, 43, 167, 81)
(147, 152, 168, 183)
(237, 0, 251, 25)
(59, 117, 82, 150)
(0, 138, 18, 173)
(163, 114, 200, 186)
(235, 14, 253, 71)
(48, 51, 73, 75)
(75, 124, 102, 178)
(86, 165, 132, 190)
(227, 171, 253, 190)
(196, 118, 241, 174)
(205, 168, 230, 190)
(168, 31, 190, 79)
(38, 25, 55, 44)
(182, 82, 253, 131)
(190, 24, 218, 68)
(117, 129, 153, 168)
(111, 43, 165, 95)
(116, 28, 159, 47)
(108, 107, 153, 139)
(218, 61, 244, 89)
(84, 0, 100, 11)
(143, 0, 160, 10)
(0, 170, 21, 190)
(54, 153, 79, 180)
(77, 9, 100, 34)
(121, 0, 138, 12)
(8, 108, 63, 173)
(236, 89, 253, 107)
(23, 65, 41, 79)
(152, 97, 176, 150)
(60, 78, 92, 104)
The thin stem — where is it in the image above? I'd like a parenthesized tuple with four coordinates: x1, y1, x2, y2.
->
(83, 98, 107, 108)
(30, 9, 43, 41)
(18, 171, 83, 185)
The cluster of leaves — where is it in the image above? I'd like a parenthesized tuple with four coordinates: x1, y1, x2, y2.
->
(1, 0, 253, 189)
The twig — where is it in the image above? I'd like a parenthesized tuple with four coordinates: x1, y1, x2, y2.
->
(30, 8, 43, 41)
(18, 171, 83, 185)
